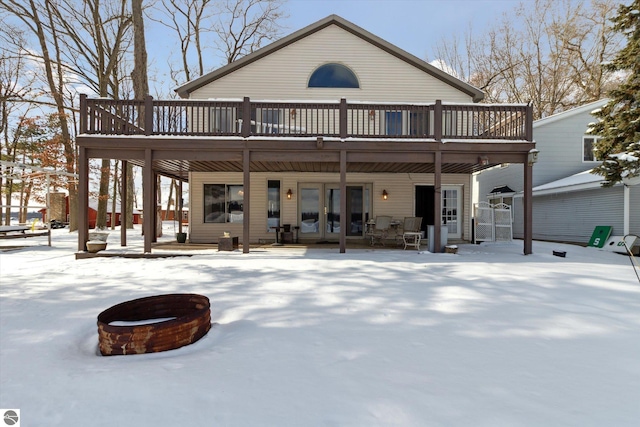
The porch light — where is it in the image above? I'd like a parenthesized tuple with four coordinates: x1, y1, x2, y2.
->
(369, 109, 376, 120)
(290, 108, 296, 119)
(478, 155, 489, 166)
(287, 189, 293, 199)
(528, 149, 539, 166)
(382, 189, 388, 200)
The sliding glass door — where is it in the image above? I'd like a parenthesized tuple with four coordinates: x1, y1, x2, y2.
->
(299, 184, 370, 239)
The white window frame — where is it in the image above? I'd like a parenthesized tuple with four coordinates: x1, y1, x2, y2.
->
(442, 185, 462, 239)
(582, 136, 601, 162)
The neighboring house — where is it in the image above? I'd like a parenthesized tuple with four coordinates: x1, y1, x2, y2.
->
(77, 15, 535, 254)
(474, 99, 640, 244)
(41, 197, 142, 229)
(160, 208, 189, 224)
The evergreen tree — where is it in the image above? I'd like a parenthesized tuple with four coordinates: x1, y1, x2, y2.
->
(590, 0, 640, 186)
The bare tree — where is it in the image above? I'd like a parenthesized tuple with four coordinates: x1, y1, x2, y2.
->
(47, 0, 132, 229)
(432, 0, 622, 119)
(130, 0, 148, 231)
(0, 27, 35, 224)
(150, 0, 286, 86)
(151, 0, 212, 83)
(0, 0, 80, 230)
(213, 0, 287, 64)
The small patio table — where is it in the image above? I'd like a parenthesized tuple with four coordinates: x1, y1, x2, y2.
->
(270, 226, 284, 246)
(402, 231, 422, 250)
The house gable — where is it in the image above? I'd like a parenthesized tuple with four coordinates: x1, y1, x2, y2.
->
(176, 15, 483, 103)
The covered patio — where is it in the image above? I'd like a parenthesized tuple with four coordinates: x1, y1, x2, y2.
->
(76, 95, 535, 255)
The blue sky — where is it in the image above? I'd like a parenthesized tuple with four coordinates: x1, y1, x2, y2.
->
(284, 0, 523, 61)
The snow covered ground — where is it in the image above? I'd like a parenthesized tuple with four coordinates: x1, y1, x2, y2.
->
(1, 225, 639, 426)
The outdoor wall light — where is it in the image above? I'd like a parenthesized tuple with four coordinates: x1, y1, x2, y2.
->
(369, 109, 376, 120)
(478, 155, 489, 166)
(286, 189, 293, 199)
(382, 189, 388, 200)
(528, 149, 539, 166)
(290, 108, 296, 119)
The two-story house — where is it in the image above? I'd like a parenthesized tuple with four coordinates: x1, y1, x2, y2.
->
(76, 15, 535, 254)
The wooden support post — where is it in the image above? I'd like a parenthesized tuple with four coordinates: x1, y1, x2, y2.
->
(77, 146, 89, 252)
(152, 172, 158, 243)
(242, 97, 251, 138)
(434, 100, 443, 141)
(340, 149, 347, 254)
(144, 96, 153, 136)
(79, 94, 87, 134)
(178, 179, 183, 235)
(143, 149, 153, 253)
(524, 160, 533, 255)
(339, 98, 347, 140)
(121, 160, 127, 246)
(243, 149, 250, 253)
(434, 150, 442, 253)
(526, 103, 534, 142)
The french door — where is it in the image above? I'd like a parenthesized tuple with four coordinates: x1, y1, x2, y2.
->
(415, 185, 462, 239)
(299, 184, 370, 239)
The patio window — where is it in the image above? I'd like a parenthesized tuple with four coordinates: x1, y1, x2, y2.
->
(385, 111, 403, 135)
(308, 63, 359, 88)
(204, 184, 244, 223)
(409, 111, 429, 136)
(256, 109, 280, 134)
(210, 107, 237, 133)
(583, 136, 601, 162)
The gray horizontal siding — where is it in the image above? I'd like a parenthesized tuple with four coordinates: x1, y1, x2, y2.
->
(532, 187, 624, 244)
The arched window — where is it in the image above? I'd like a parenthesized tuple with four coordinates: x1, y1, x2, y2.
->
(308, 63, 359, 88)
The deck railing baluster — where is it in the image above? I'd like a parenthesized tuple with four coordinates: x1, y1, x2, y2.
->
(79, 98, 531, 142)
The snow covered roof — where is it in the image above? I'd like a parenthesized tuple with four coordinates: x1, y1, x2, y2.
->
(532, 166, 640, 196)
(88, 200, 141, 215)
(532, 169, 605, 196)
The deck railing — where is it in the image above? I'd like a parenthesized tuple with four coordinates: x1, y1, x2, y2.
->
(79, 95, 533, 142)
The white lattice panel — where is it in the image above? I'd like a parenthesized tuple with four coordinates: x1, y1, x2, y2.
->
(474, 202, 494, 242)
(493, 203, 513, 242)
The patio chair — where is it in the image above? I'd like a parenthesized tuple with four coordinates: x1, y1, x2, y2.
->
(368, 215, 392, 246)
(401, 217, 423, 250)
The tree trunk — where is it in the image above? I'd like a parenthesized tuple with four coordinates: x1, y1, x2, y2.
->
(165, 179, 174, 220)
(126, 162, 134, 228)
(96, 159, 110, 229)
(131, 0, 148, 229)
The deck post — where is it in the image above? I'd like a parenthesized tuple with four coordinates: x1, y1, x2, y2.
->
(339, 149, 347, 253)
(434, 150, 442, 253)
(243, 149, 251, 253)
(178, 179, 183, 235)
(77, 146, 89, 252)
(242, 97, 251, 138)
(526, 102, 534, 142)
(144, 96, 153, 136)
(79, 94, 87, 134)
(434, 100, 443, 141)
(121, 160, 127, 246)
(143, 149, 153, 253)
(339, 98, 347, 140)
(524, 159, 533, 255)
(152, 172, 158, 243)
